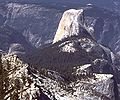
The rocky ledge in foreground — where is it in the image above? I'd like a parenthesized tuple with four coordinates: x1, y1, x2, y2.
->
(0, 54, 115, 100)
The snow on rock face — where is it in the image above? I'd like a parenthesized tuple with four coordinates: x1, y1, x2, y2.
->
(53, 9, 84, 43)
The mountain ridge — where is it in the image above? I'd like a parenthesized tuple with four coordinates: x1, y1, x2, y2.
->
(0, 2, 120, 99)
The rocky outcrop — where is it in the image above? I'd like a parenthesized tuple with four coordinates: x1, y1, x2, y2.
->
(0, 3, 120, 54)
(8, 43, 25, 55)
(53, 9, 85, 43)
(0, 54, 115, 100)
(0, 3, 120, 100)
(30, 8, 120, 99)
(0, 54, 41, 100)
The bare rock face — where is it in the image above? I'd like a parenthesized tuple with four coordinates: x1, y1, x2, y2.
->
(8, 43, 25, 55)
(72, 64, 115, 100)
(0, 2, 120, 55)
(0, 54, 115, 100)
(0, 6, 119, 100)
(0, 54, 41, 100)
(4, 3, 61, 48)
(53, 9, 84, 43)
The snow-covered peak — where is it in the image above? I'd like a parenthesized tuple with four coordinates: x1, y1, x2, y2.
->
(53, 9, 84, 43)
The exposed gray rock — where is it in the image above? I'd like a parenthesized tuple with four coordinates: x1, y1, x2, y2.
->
(0, 3, 62, 48)
(0, 54, 115, 100)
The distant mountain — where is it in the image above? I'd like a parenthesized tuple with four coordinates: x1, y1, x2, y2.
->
(0, 0, 115, 6)
(0, 2, 62, 50)
(0, 0, 117, 11)
(0, 25, 35, 55)
(0, 2, 120, 99)
(0, 2, 120, 55)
